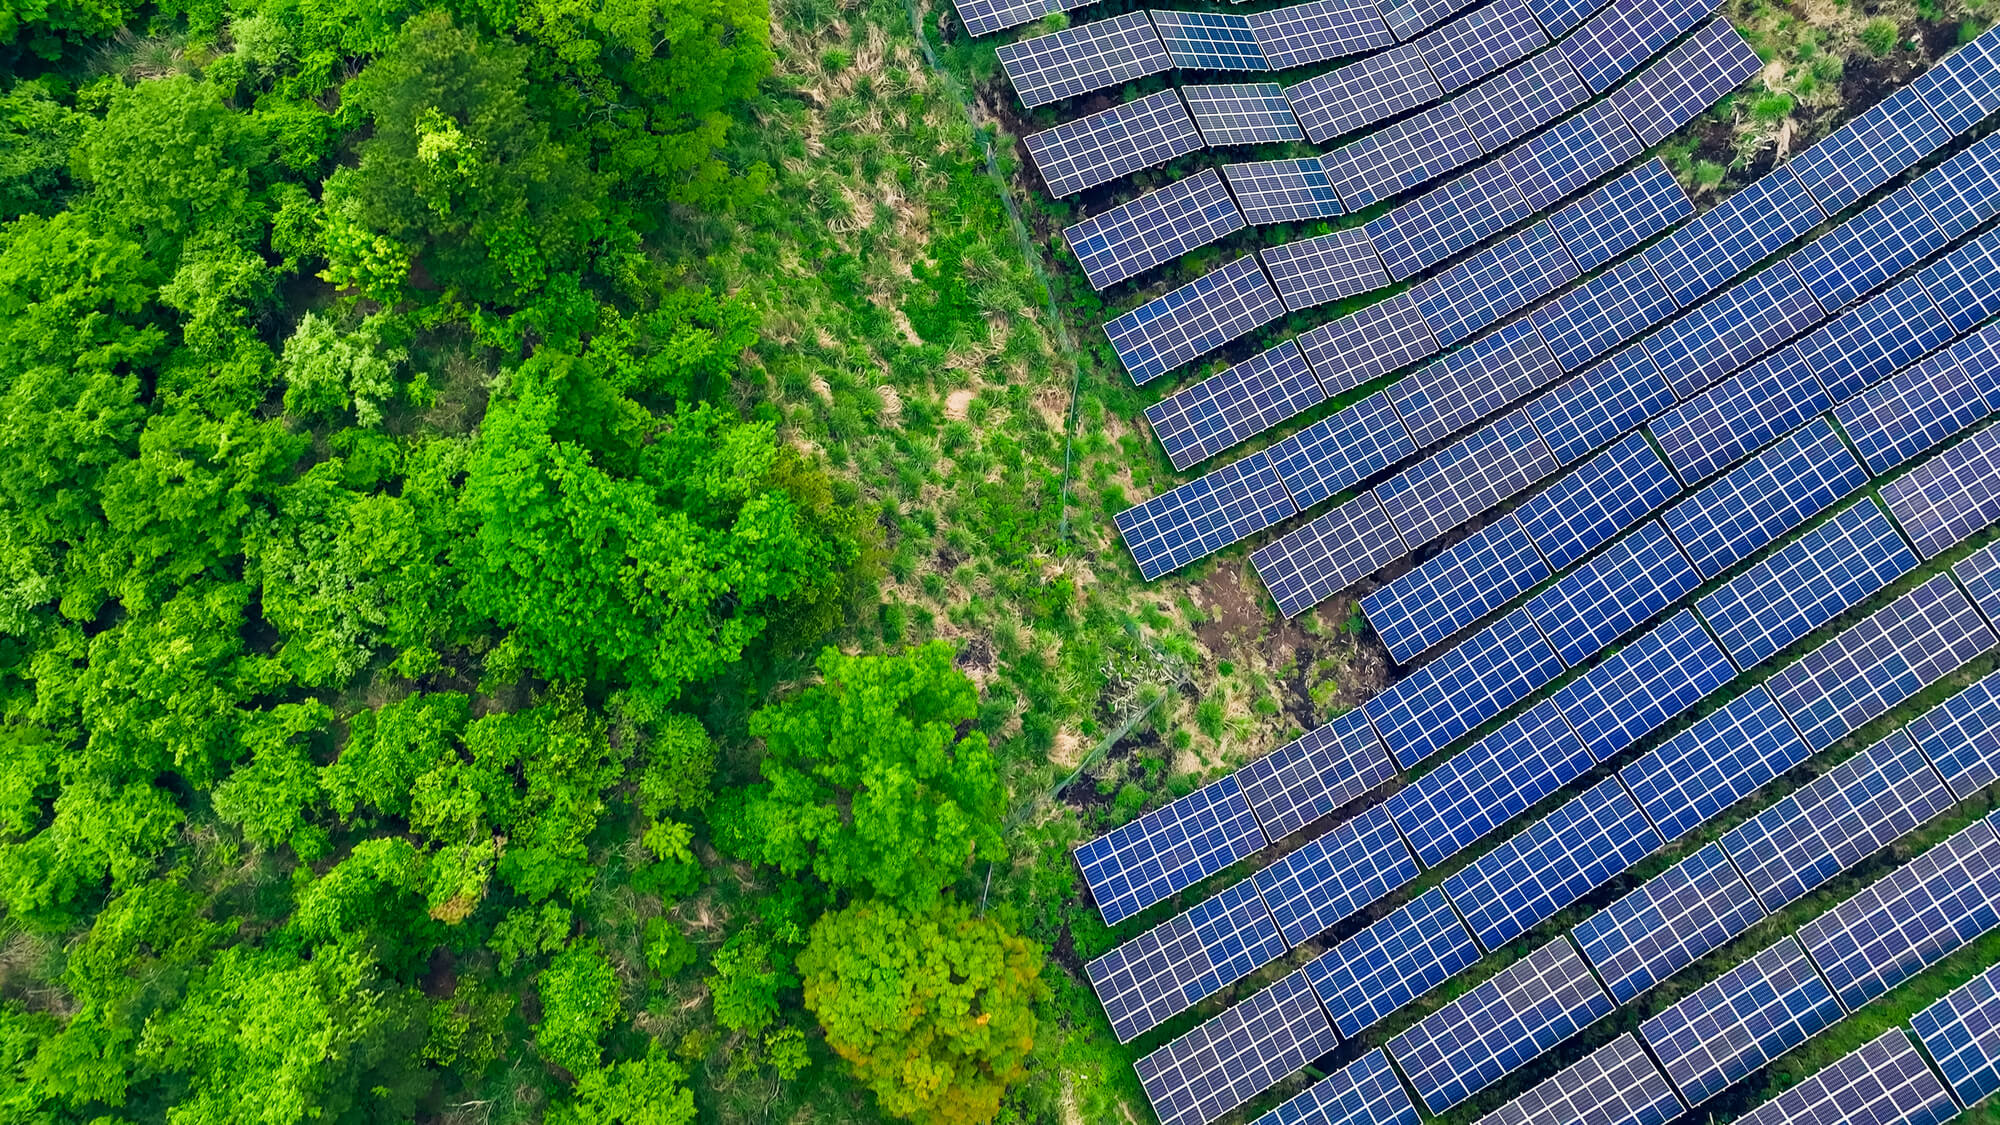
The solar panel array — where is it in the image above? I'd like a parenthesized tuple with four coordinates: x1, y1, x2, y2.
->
(1643, 168, 1825, 307)
(1363, 514, 1550, 663)
(1181, 83, 1305, 146)
(1530, 259, 1681, 374)
(1611, 17, 1762, 145)
(1787, 83, 1950, 213)
(1838, 348, 1992, 475)
(1086, 877, 1287, 1042)
(1285, 41, 1440, 143)
(1150, 10, 1270, 71)
(1251, 804, 1416, 945)
(1267, 390, 1415, 508)
(1797, 275, 1956, 406)
(1146, 342, 1325, 471)
(1474, 1034, 1682, 1125)
(1075, 773, 1266, 926)
(1375, 411, 1558, 551)
(1387, 321, 1562, 450)
(1387, 698, 1593, 866)
(1641, 263, 1827, 401)
(1559, 0, 1718, 92)
(1638, 935, 1844, 1104)
(1552, 609, 1735, 763)
(1305, 888, 1481, 1037)
(998, 12, 1171, 108)
(1418, 0, 1547, 94)
(1117, 447, 1295, 581)
(1067, 168, 1245, 291)
(1731, 1031, 1955, 1125)
(1252, 1049, 1419, 1125)
(1455, 43, 1591, 150)
(1414, 221, 1580, 347)
(1221, 159, 1344, 225)
(1912, 13, 2000, 131)
(1106, 253, 1285, 384)
(1912, 959, 2000, 1108)
(1618, 685, 1809, 843)
(1651, 346, 1833, 485)
(1248, 0, 1397, 70)
(1235, 708, 1395, 838)
(1503, 100, 1640, 213)
(1297, 291, 1439, 397)
(1961, 541, 2000, 628)
(1660, 419, 1866, 580)
(1881, 422, 2000, 558)
(1025, 90, 1203, 198)
(1321, 102, 1483, 211)
(1135, 969, 1337, 1125)
(951, 0, 1089, 39)
(1365, 159, 1528, 281)
(1525, 519, 1699, 666)
(1512, 429, 1679, 568)
(1261, 228, 1389, 312)
(1905, 667, 2000, 800)
(1547, 157, 1693, 273)
(1254, 493, 1407, 618)
(1572, 840, 1764, 1002)
(1362, 606, 1564, 765)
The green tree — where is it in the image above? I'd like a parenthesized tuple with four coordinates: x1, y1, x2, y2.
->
(536, 940, 620, 1075)
(548, 1044, 696, 1125)
(799, 900, 1044, 1125)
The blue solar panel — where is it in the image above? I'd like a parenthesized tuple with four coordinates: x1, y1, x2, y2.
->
(1529, 256, 1680, 373)
(1548, 158, 1694, 274)
(1554, 609, 1735, 762)
(1387, 319, 1564, 450)
(1136, 968, 1339, 1125)
(1913, 130, 2000, 241)
(1800, 819, 2000, 1012)
(1789, 85, 1951, 214)
(1525, 344, 1675, 469)
(1305, 889, 1480, 1038)
(1076, 773, 1269, 926)
(1149, 10, 1271, 71)
(1284, 41, 1441, 144)
(1638, 935, 1844, 1104)
(1957, 541, 2000, 632)
(1697, 501, 1918, 671)
(1418, 0, 1548, 93)
(1880, 421, 2000, 559)
(1375, 410, 1559, 550)
(1559, 0, 1717, 92)
(1108, 254, 1287, 384)
(1528, 0, 1616, 39)
(1067, 169, 1247, 291)
(1387, 937, 1613, 1114)
(1659, 419, 1866, 579)
(1026, 89, 1204, 198)
(1786, 180, 1949, 314)
(1252, 1049, 1420, 1125)
(1320, 102, 1483, 212)
(1364, 514, 1551, 663)
(1611, 17, 1763, 147)
(1364, 606, 1564, 767)
(1721, 731, 1956, 911)
(1267, 390, 1417, 509)
(1454, 46, 1592, 152)
(1949, 318, 2000, 412)
(1254, 805, 1417, 944)
(1793, 273, 1956, 405)
(1912, 958, 2000, 1107)
(1413, 222, 1580, 348)
(1117, 448, 1298, 580)
(1837, 349, 1990, 475)
(1620, 686, 1811, 843)
(1480, 1033, 1683, 1125)
(1222, 159, 1346, 226)
(1643, 168, 1827, 308)
(1528, 521, 1700, 667)
(1573, 840, 1765, 1003)
(1085, 877, 1289, 1042)
(951, 0, 1090, 39)
(1651, 344, 1833, 485)
(1237, 708, 1397, 840)
(1387, 698, 1594, 866)
(998, 11, 1174, 108)
(1642, 263, 1828, 400)
(1261, 228, 1391, 312)
(1255, 493, 1411, 617)
(1514, 430, 1680, 569)
(1908, 668, 2000, 800)
(1443, 775, 1662, 949)
(1147, 342, 1327, 472)
(1378, 0, 1478, 41)
(1732, 1030, 1957, 1125)
(1296, 291, 1441, 398)
(1365, 160, 1531, 281)
(1248, 0, 1398, 70)
(1767, 573, 1997, 752)
(1181, 83, 1306, 147)
(1500, 99, 1642, 213)
(1921, 222, 2000, 332)
(1911, 18, 2000, 133)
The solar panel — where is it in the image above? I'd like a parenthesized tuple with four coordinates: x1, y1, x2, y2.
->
(1375, 410, 1559, 549)
(1501, 100, 1642, 213)
(1793, 274, 1955, 405)
(1117, 447, 1298, 580)
(1643, 168, 1827, 308)
(1786, 181, 1949, 315)
(1221, 159, 1345, 225)
(1378, 0, 1478, 42)
(1026, 90, 1204, 198)
(1085, 877, 1289, 1042)
(1730, 1031, 1956, 1125)
(1838, 349, 1990, 475)
(1719, 731, 1956, 911)
(1364, 159, 1530, 281)
(1149, 10, 1271, 71)
(1529, 257, 1679, 375)
(1252, 1049, 1420, 1125)
(1659, 419, 1866, 579)
(1266, 389, 1417, 508)
(1637, 935, 1844, 1105)
(1414, 222, 1581, 347)
(1076, 772, 1268, 926)
(1305, 889, 1481, 1037)
(1284, 42, 1441, 144)
(1697, 501, 1919, 670)
(1443, 775, 1662, 949)
(1912, 129, 2000, 241)
(1920, 222, 2000, 332)
(1248, 0, 1398, 70)
(1528, 0, 1618, 37)
(1473, 1034, 1683, 1125)
(1296, 291, 1441, 396)
(1067, 170, 1247, 291)
(1549, 611, 1733, 766)
(1254, 805, 1418, 944)
(1621, 685, 1811, 842)
(1572, 840, 1765, 1002)
(1148, 342, 1327, 471)
(1135, 968, 1339, 1125)
(1611, 17, 1762, 146)
(1387, 319, 1564, 449)
(951, 0, 1089, 39)
(1788, 84, 1950, 215)
(1418, 0, 1547, 94)
(1651, 345, 1833, 485)
(1386, 936, 1613, 1114)
(1879, 422, 2000, 558)
(1912, 958, 2000, 1107)
(1560, 0, 1718, 93)
(1514, 430, 1679, 569)
(1765, 572, 1997, 752)
(1364, 514, 1551, 663)
(1365, 606, 1564, 765)
(1254, 492, 1411, 616)
(1237, 708, 1397, 839)
(1800, 819, 2000, 1012)
(1179, 83, 1304, 147)
(1911, 18, 2000, 133)
(998, 12, 1173, 108)
(1386, 697, 1594, 866)
(1908, 668, 2000, 800)
(1949, 319, 2000, 412)
(1643, 264, 1828, 400)
(1108, 254, 1287, 384)
(1548, 158, 1694, 274)
(1454, 46, 1591, 151)
(1959, 541, 2000, 631)
(1529, 521, 1698, 667)
(1320, 103, 1483, 212)
(1261, 228, 1390, 312)
(1523, 346, 1675, 472)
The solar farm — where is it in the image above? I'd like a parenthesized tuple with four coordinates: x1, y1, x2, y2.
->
(956, 0, 2000, 1117)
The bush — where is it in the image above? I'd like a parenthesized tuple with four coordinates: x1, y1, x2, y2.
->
(1861, 17, 1900, 54)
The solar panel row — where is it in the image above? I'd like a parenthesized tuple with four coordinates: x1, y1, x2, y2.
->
(1640, 935, 1845, 1103)
(1235, 707, 1396, 838)
(1362, 514, 1550, 663)
(998, 11, 1172, 108)
(1553, 608, 1735, 763)
(1620, 685, 1809, 841)
(1387, 698, 1594, 866)
(1525, 518, 1699, 666)
(1024, 89, 1202, 198)
(1085, 877, 1287, 1042)
(1732, 1029, 1955, 1125)
(1881, 421, 2000, 559)
(1252, 1049, 1418, 1125)
(1135, 968, 1338, 1125)
(1251, 804, 1417, 945)
(1075, 771, 1267, 926)
(1363, 606, 1564, 763)
(1573, 839, 1765, 1002)
(1961, 541, 2000, 631)
(1375, 409, 1559, 549)
(1837, 347, 1994, 475)
(1908, 666, 2000, 800)
(1514, 428, 1680, 569)
(951, 0, 1088, 40)
(1116, 445, 1295, 581)
(1107, 253, 1286, 385)
(1068, 168, 1245, 291)
(1181, 83, 1305, 146)
(1660, 419, 1865, 580)
(1913, 956, 2000, 1108)
(1473, 1034, 1682, 1125)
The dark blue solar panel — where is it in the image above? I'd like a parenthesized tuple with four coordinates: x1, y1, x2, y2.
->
(1363, 514, 1551, 663)
(1379, 0, 1478, 41)
(1697, 501, 1918, 671)
(1147, 342, 1327, 472)
(1237, 708, 1396, 840)
(1364, 159, 1529, 281)
(1837, 348, 1991, 475)
(1149, 10, 1271, 71)
(1255, 493, 1411, 617)
(1305, 890, 1480, 1039)
(1659, 419, 1866, 579)
(1554, 609, 1735, 762)
(1788, 84, 1951, 214)
(1785, 180, 1948, 314)
(1085, 877, 1289, 1042)
(1386, 319, 1564, 450)
(1026, 89, 1204, 198)
(1528, 521, 1699, 667)
(1562, 0, 1717, 90)
(1107, 253, 1287, 384)
(1879, 420, 2000, 559)
(1180, 82, 1306, 147)
(1248, 0, 1398, 71)
(1076, 773, 1268, 926)
(1950, 318, 2000, 413)
(1793, 273, 1956, 405)
(1651, 343, 1834, 485)
(1908, 667, 2000, 800)
(1252, 1049, 1420, 1125)
(1573, 840, 1765, 1003)
(1913, 129, 2000, 241)
(1739, 1034, 1957, 1125)
(998, 11, 1174, 108)
(1443, 775, 1662, 949)
(1921, 221, 2000, 332)
(1222, 158, 1347, 226)
(1957, 541, 2000, 632)
(1547, 158, 1693, 274)
(1261, 227, 1391, 313)
(1136, 969, 1339, 1125)
(1067, 169, 1247, 291)
(1419, 0, 1547, 94)
(1116, 448, 1298, 580)
(1254, 805, 1417, 945)
(1514, 430, 1679, 569)
(1610, 17, 1763, 147)
(1620, 686, 1810, 843)
(1638, 936, 1844, 1104)
(1412, 222, 1579, 348)
(1375, 410, 1559, 550)
(1453, 46, 1591, 152)
(1529, 0, 1615, 38)
(1284, 40, 1441, 144)
(1529, 255, 1679, 373)
(1912, 957, 2000, 1107)
(1481, 1036, 1683, 1125)
(1295, 290, 1440, 398)
(1911, 18, 2000, 133)
(1365, 606, 1563, 767)
(1642, 263, 1828, 401)
(1500, 99, 1642, 214)
(1386, 698, 1594, 866)
(1525, 346, 1676, 469)
(1320, 102, 1483, 212)
(1267, 391, 1418, 509)
(1642, 167, 1827, 308)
